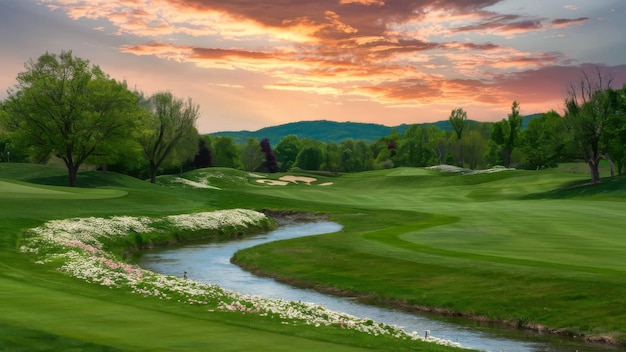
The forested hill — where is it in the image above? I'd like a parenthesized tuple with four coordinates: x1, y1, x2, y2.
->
(210, 120, 409, 145)
(209, 115, 540, 145)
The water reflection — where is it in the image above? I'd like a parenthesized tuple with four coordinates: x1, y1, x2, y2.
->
(139, 222, 615, 352)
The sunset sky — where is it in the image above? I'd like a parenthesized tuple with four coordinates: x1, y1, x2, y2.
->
(1, 0, 625, 133)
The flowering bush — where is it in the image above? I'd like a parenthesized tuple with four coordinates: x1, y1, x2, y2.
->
(19, 209, 461, 348)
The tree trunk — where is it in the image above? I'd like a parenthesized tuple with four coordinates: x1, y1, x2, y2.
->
(63, 155, 80, 187)
(503, 149, 511, 168)
(588, 158, 601, 184)
(455, 141, 463, 167)
(68, 165, 79, 187)
(150, 164, 158, 184)
(601, 153, 615, 177)
(148, 159, 160, 184)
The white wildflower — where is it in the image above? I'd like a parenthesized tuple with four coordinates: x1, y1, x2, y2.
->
(18, 208, 461, 349)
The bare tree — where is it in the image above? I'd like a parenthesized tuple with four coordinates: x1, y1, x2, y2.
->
(564, 68, 615, 183)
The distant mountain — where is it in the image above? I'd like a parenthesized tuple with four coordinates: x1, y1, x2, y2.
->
(209, 120, 406, 145)
(521, 113, 542, 129)
(208, 114, 542, 145)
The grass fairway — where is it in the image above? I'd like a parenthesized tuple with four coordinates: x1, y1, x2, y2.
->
(2, 162, 625, 350)
(231, 165, 626, 346)
(0, 163, 456, 352)
(0, 179, 127, 199)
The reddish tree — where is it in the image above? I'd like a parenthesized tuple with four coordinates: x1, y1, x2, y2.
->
(260, 138, 279, 173)
(194, 139, 212, 168)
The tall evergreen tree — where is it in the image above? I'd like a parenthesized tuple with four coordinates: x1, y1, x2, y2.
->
(194, 138, 212, 168)
(491, 101, 523, 168)
(260, 138, 279, 173)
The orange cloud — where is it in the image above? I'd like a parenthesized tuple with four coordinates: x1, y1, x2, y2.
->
(39, 0, 622, 124)
(339, 0, 385, 6)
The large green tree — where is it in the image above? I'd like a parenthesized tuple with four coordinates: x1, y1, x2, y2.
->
(396, 125, 437, 167)
(372, 130, 401, 169)
(606, 85, 626, 175)
(564, 70, 617, 183)
(295, 141, 324, 171)
(274, 134, 301, 171)
(240, 137, 264, 172)
(449, 107, 467, 166)
(463, 129, 489, 170)
(137, 91, 199, 183)
(522, 110, 569, 170)
(432, 131, 455, 165)
(322, 142, 341, 171)
(1, 51, 139, 186)
(491, 101, 523, 168)
(211, 136, 241, 169)
(337, 139, 373, 172)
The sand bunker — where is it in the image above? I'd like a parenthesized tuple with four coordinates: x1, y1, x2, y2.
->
(279, 176, 317, 184)
(256, 179, 290, 186)
(255, 175, 332, 186)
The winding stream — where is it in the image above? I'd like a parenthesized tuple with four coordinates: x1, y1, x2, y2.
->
(139, 222, 615, 352)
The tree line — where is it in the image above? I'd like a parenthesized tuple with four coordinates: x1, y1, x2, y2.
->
(203, 73, 626, 185)
(1, 51, 625, 186)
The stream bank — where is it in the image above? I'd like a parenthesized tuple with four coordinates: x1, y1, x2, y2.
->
(139, 220, 616, 352)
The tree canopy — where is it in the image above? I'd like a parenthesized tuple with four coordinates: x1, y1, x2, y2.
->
(137, 91, 199, 183)
(491, 101, 523, 168)
(564, 70, 622, 183)
(1, 50, 139, 186)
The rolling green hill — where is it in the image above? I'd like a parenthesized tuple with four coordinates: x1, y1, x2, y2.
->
(208, 114, 541, 145)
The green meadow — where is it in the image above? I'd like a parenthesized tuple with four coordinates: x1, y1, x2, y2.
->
(1, 162, 625, 350)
